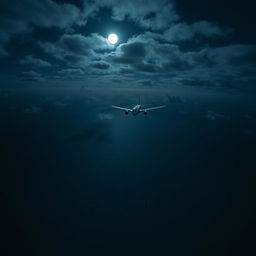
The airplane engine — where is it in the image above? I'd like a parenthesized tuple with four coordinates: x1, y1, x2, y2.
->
(144, 111, 147, 115)
(125, 111, 129, 115)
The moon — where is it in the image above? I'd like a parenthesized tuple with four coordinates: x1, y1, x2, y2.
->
(108, 34, 118, 44)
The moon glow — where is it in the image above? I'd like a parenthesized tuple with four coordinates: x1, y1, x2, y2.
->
(108, 34, 118, 44)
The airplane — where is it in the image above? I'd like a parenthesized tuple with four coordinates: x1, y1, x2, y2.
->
(112, 97, 166, 115)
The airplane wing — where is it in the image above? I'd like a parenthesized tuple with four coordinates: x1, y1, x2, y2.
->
(112, 105, 132, 112)
(140, 105, 166, 111)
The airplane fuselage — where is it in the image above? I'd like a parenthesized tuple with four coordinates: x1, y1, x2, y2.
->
(132, 104, 141, 115)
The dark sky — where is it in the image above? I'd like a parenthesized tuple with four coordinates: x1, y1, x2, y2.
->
(1, 1, 256, 255)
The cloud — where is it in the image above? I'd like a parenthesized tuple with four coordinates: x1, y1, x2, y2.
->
(222, 45, 256, 66)
(39, 33, 113, 65)
(103, 33, 256, 88)
(36, 28, 255, 88)
(178, 78, 215, 87)
(106, 35, 206, 74)
(2, 0, 255, 90)
(90, 62, 110, 70)
(112, 79, 122, 83)
(57, 33, 110, 54)
(108, 39, 147, 65)
(163, 21, 232, 43)
(0, 0, 176, 55)
(58, 68, 84, 76)
(95, 0, 179, 30)
(17, 70, 42, 81)
(139, 79, 159, 86)
(0, 0, 84, 55)
(19, 55, 51, 68)
(206, 45, 256, 66)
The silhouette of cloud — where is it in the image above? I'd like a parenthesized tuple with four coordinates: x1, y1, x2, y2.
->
(39, 33, 113, 65)
(139, 79, 159, 86)
(19, 55, 51, 68)
(17, 71, 42, 81)
(95, 0, 179, 30)
(163, 21, 232, 43)
(91, 62, 110, 70)
(0, 0, 84, 54)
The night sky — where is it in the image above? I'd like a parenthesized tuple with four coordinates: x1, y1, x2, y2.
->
(1, 0, 256, 255)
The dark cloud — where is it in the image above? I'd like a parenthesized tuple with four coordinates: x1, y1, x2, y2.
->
(109, 41, 147, 64)
(139, 79, 159, 86)
(58, 34, 93, 55)
(133, 62, 162, 73)
(0, 0, 84, 55)
(38, 28, 256, 88)
(0, 0, 255, 90)
(106, 33, 256, 88)
(119, 67, 134, 74)
(17, 70, 42, 81)
(90, 62, 110, 70)
(106, 35, 163, 73)
(63, 54, 85, 65)
(106, 35, 207, 74)
(104, 34, 220, 76)
(39, 33, 113, 65)
(58, 68, 84, 75)
(208, 45, 256, 65)
(227, 46, 256, 66)
(95, 0, 179, 30)
(178, 77, 216, 87)
(163, 21, 232, 43)
(2, 0, 180, 55)
(112, 79, 122, 83)
(19, 55, 51, 68)
(120, 42, 147, 59)
(0, 0, 176, 56)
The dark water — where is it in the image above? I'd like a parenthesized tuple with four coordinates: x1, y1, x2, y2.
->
(1, 87, 256, 255)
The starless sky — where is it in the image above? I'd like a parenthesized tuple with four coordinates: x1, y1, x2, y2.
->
(0, 0, 256, 89)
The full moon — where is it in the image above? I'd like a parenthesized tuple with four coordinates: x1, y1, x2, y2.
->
(108, 34, 118, 44)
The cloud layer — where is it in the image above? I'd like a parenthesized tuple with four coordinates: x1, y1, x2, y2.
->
(0, 0, 255, 89)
